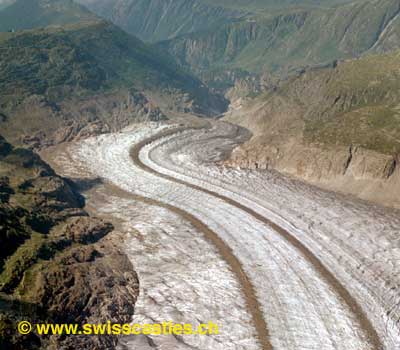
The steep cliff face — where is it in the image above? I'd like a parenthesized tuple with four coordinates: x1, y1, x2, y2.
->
(159, 0, 400, 88)
(77, 0, 244, 43)
(224, 50, 400, 208)
(5, 0, 398, 98)
(199, 0, 368, 10)
(76, 0, 371, 44)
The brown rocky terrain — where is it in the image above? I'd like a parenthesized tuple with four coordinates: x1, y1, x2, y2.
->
(0, 135, 139, 349)
(224, 51, 400, 209)
(2, 89, 167, 149)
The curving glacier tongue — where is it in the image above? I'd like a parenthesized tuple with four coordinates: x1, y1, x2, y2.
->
(52, 122, 399, 350)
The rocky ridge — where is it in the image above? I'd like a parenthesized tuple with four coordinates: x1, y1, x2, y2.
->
(0, 135, 139, 349)
(224, 50, 400, 208)
(0, 4, 227, 149)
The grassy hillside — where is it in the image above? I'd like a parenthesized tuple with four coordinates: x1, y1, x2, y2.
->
(299, 53, 400, 154)
(228, 49, 400, 156)
(223, 49, 400, 207)
(74, 0, 399, 91)
(0, 20, 214, 106)
(0, 0, 227, 117)
(5, 0, 399, 93)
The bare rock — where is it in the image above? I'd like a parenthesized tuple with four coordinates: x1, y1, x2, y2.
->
(64, 217, 114, 244)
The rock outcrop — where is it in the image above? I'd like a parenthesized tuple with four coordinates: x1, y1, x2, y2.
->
(0, 135, 139, 349)
(4, 90, 168, 150)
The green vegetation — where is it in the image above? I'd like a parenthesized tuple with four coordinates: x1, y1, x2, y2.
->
(250, 49, 400, 155)
(147, 0, 400, 92)
(306, 106, 400, 154)
(0, 20, 206, 107)
(302, 51, 400, 154)
(0, 136, 80, 295)
(0, 233, 46, 293)
(0, 2, 227, 148)
(0, 0, 227, 124)
(77, 0, 400, 85)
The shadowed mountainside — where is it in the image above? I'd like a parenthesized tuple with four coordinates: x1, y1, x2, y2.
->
(0, 2, 227, 148)
(76, 0, 370, 42)
(72, 0, 400, 93)
(0, 0, 97, 32)
(77, 0, 245, 43)
(159, 0, 400, 87)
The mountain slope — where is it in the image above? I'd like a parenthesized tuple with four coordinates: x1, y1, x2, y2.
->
(228, 50, 400, 154)
(73, 0, 400, 93)
(0, 0, 98, 32)
(76, 0, 368, 44)
(200, 0, 368, 10)
(159, 0, 400, 83)
(77, 0, 244, 43)
(0, 18, 227, 147)
(224, 50, 400, 207)
(0, 135, 139, 349)
(0, 20, 220, 107)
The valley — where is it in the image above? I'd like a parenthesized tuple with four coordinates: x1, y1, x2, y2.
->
(42, 119, 400, 350)
(0, 0, 400, 349)
(224, 49, 400, 208)
(77, 0, 400, 90)
(0, 0, 226, 148)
